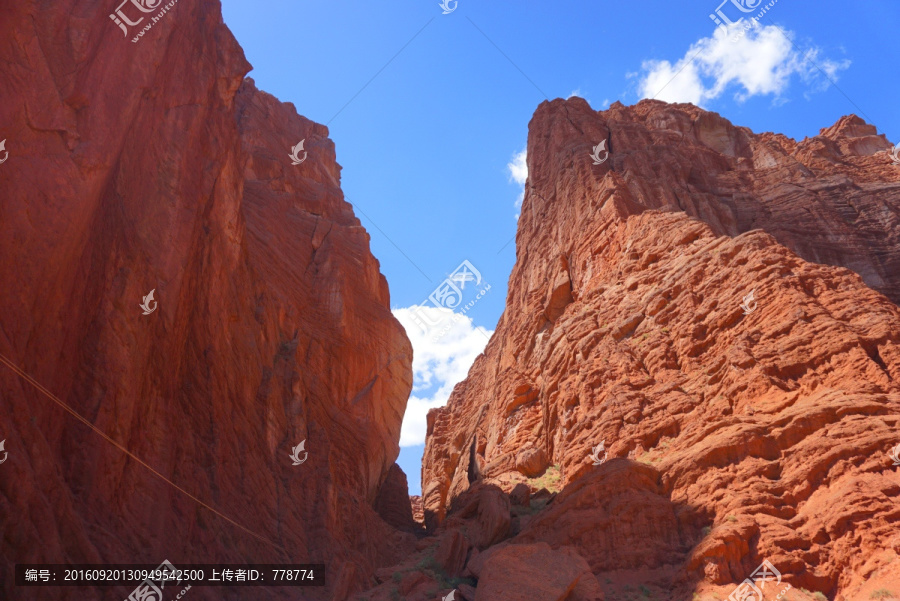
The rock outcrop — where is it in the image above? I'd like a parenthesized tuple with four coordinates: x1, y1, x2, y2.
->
(374, 464, 423, 535)
(422, 99, 900, 600)
(529, 99, 900, 305)
(0, 1, 412, 600)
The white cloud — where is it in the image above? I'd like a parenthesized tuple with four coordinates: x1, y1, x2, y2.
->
(508, 148, 528, 186)
(393, 306, 493, 447)
(508, 148, 527, 219)
(637, 23, 850, 106)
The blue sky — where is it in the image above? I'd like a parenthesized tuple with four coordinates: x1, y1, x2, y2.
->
(221, 0, 900, 495)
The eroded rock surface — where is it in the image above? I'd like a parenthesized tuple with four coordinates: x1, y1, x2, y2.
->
(422, 99, 900, 600)
(0, 1, 412, 599)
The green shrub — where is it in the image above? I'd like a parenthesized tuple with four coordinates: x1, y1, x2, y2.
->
(530, 464, 562, 492)
(414, 552, 437, 572)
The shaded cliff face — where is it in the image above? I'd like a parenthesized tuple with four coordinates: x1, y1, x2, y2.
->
(422, 99, 900, 599)
(0, 1, 412, 600)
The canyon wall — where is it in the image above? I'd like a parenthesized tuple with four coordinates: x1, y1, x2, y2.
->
(0, 1, 412, 599)
(421, 98, 900, 600)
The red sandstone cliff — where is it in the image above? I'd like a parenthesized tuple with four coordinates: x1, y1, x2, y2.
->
(3, 1, 900, 599)
(420, 99, 900, 601)
(0, 1, 413, 600)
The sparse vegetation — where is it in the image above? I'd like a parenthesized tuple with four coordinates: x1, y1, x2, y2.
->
(726, 515, 738, 522)
(812, 592, 828, 601)
(638, 453, 660, 465)
(530, 464, 562, 492)
(442, 574, 476, 591)
(406, 549, 475, 592)
(702, 526, 712, 537)
(871, 590, 895, 600)
(414, 552, 438, 572)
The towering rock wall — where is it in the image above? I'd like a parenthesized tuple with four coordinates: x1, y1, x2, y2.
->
(0, 1, 412, 599)
(422, 99, 900, 599)
(525, 98, 900, 304)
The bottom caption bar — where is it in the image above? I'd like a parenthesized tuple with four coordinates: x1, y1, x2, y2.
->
(16, 561, 326, 587)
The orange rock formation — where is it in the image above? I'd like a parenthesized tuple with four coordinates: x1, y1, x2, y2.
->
(421, 99, 900, 600)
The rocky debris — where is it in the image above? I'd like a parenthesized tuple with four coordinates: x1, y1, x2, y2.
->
(422, 99, 900, 599)
(0, 1, 413, 599)
(515, 446, 550, 477)
(474, 543, 604, 601)
(434, 530, 470, 577)
(514, 460, 702, 580)
(410, 494, 426, 528)
(509, 483, 531, 506)
(446, 483, 512, 550)
(457, 583, 478, 600)
(398, 571, 432, 598)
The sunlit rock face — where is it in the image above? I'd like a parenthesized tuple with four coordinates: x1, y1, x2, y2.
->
(421, 98, 900, 599)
